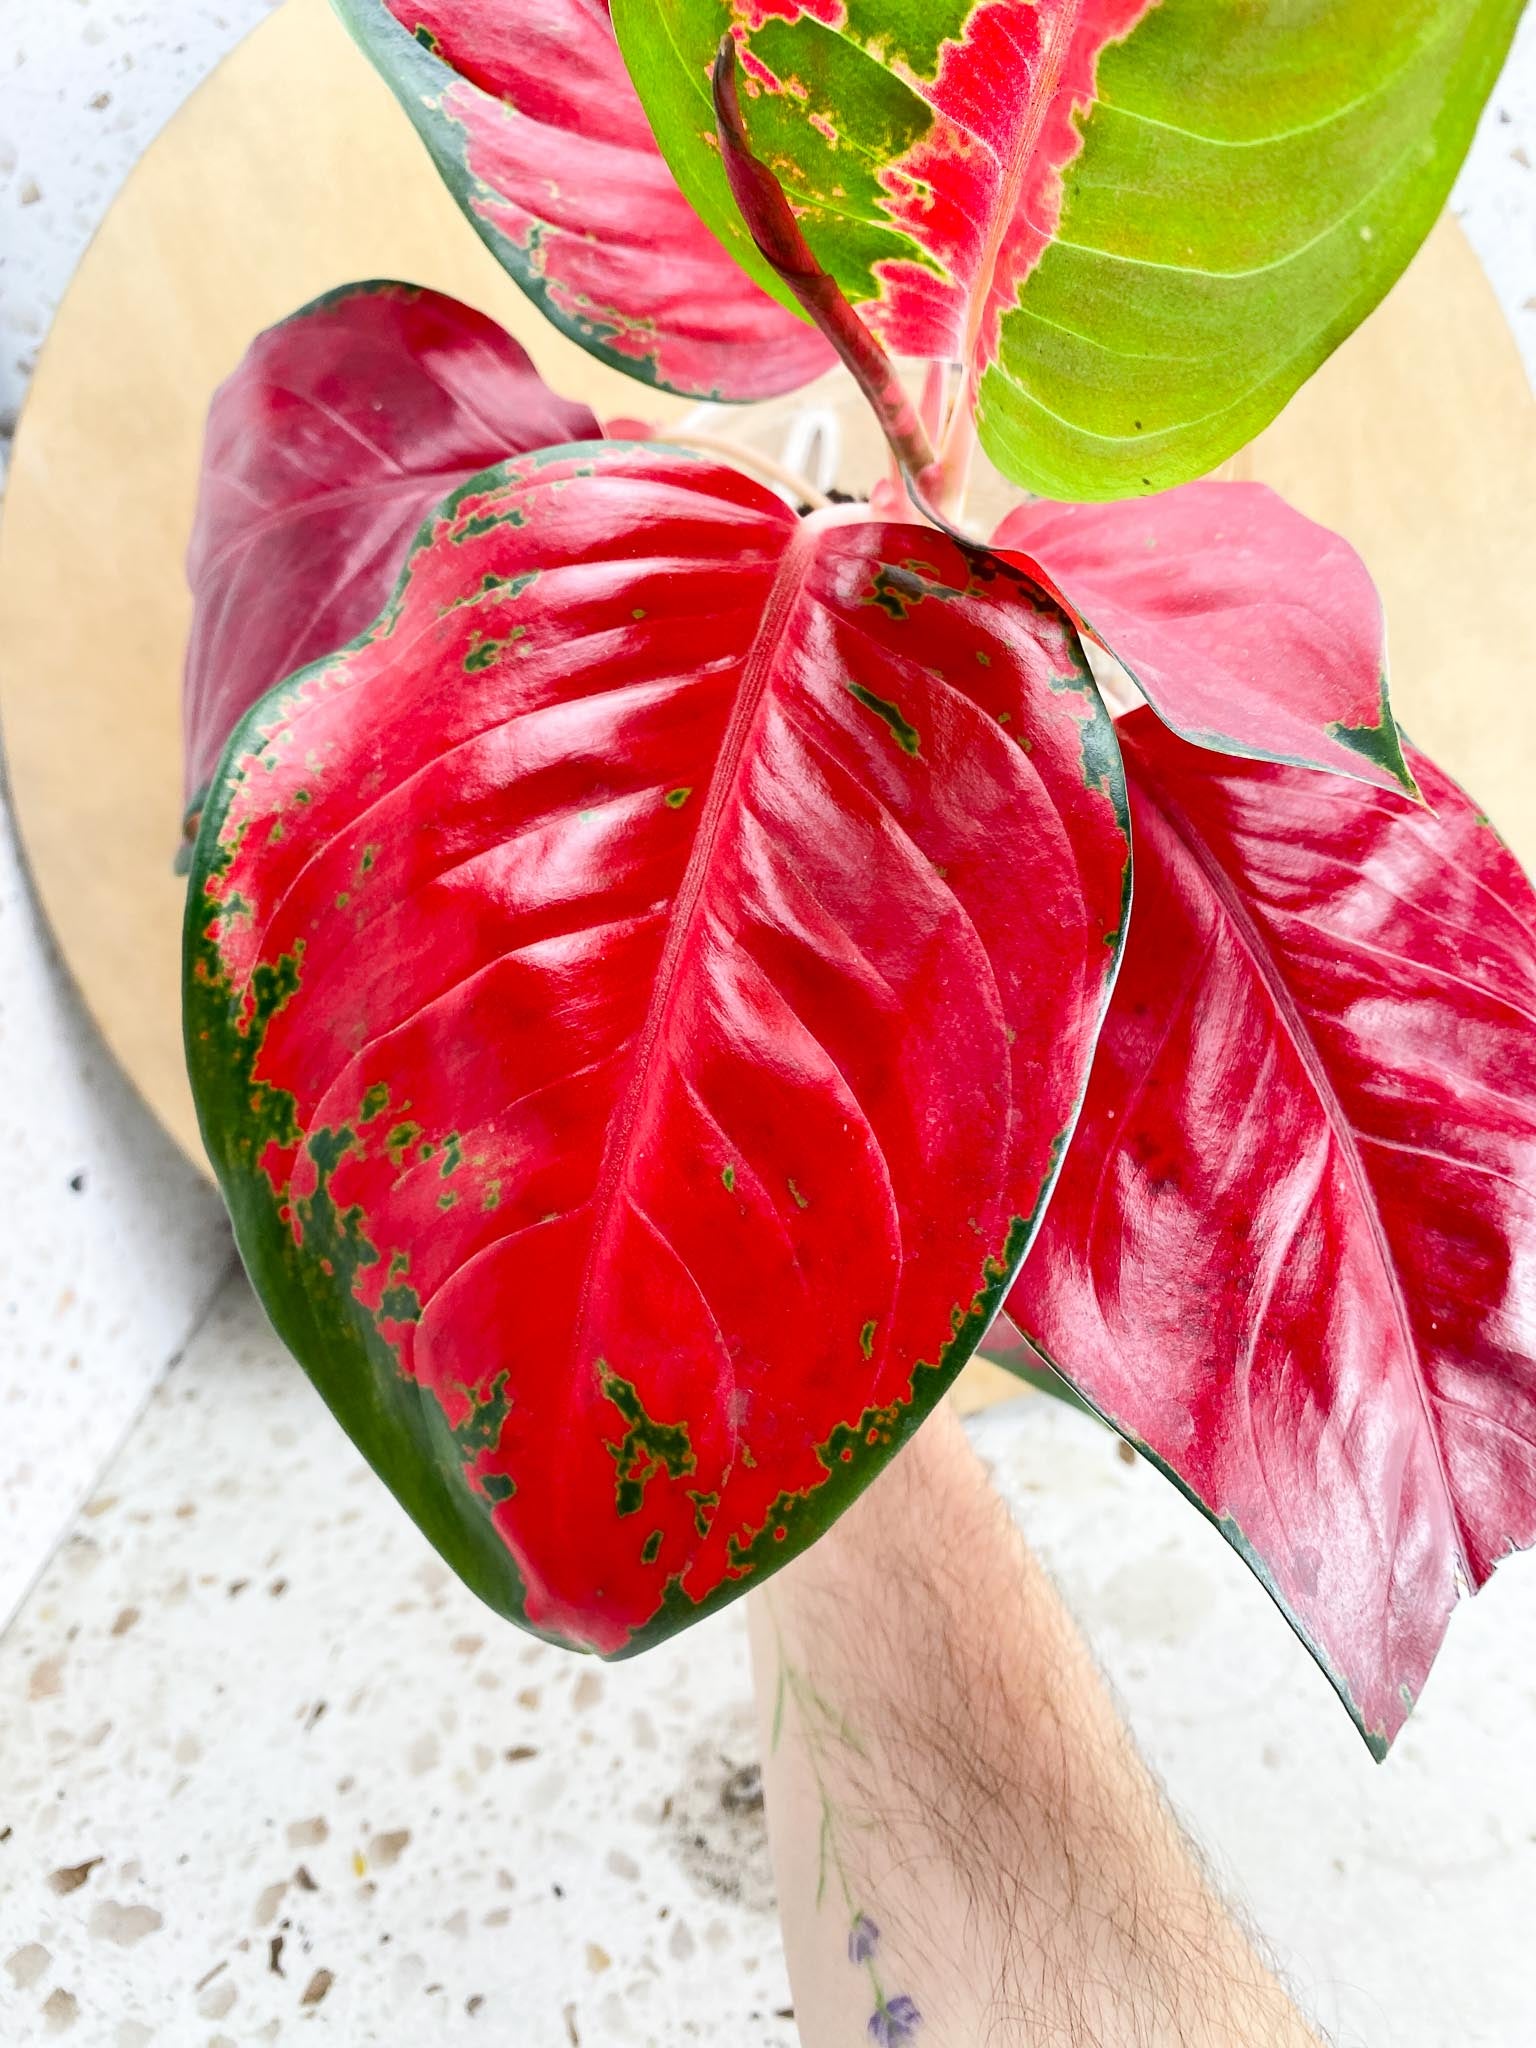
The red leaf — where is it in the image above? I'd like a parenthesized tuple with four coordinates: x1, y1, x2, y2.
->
(993, 483, 1416, 796)
(185, 446, 1129, 1655)
(338, 0, 834, 398)
(183, 281, 600, 807)
(1009, 711, 1536, 1753)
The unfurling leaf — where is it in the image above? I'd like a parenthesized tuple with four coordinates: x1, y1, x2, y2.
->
(616, 0, 1523, 497)
(183, 281, 599, 809)
(993, 483, 1416, 795)
(331, 0, 834, 399)
(185, 444, 1130, 1654)
(710, 36, 940, 498)
(1008, 712, 1536, 1754)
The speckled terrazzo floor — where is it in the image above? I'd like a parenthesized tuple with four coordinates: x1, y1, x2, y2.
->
(3, 1274, 1535, 2046)
(0, 1279, 795, 2046)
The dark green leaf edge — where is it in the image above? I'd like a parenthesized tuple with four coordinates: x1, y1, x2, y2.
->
(1148, 671, 1418, 802)
(976, 1334, 1100, 1419)
(1078, 610, 1420, 801)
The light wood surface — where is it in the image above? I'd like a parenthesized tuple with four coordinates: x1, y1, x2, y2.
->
(1, 0, 1532, 1200)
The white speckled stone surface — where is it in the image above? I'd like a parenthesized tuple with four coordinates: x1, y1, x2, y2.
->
(0, 4, 1534, 2044)
(0, 1282, 797, 2047)
(0, 0, 276, 1629)
(0, 1, 283, 437)
(1, 1281, 1533, 2045)
(0, 813, 232, 1628)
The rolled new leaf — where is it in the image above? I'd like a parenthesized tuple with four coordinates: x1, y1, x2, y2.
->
(710, 35, 938, 497)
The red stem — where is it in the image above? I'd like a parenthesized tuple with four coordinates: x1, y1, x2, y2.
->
(918, 360, 947, 446)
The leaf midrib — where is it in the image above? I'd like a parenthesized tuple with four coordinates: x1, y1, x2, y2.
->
(961, 0, 1086, 371)
(564, 516, 816, 1388)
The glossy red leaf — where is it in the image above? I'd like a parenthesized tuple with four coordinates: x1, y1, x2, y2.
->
(333, 0, 833, 399)
(1008, 711, 1536, 1753)
(185, 445, 1130, 1655)
(183, 280, 600, 808)
(992, 483, 1415, 796)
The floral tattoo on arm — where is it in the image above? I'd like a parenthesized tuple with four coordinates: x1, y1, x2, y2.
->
(770, 1613, 923, 2044)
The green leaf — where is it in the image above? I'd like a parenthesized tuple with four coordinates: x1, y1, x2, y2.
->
(613, 0, 1522, 497)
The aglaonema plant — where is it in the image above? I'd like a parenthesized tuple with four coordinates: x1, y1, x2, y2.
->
(181, 0, 1536, 1758)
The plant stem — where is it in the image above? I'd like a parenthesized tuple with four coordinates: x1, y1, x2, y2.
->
(932, 365, 979, 523)
(918, 360, 948, 446)
(657, 428, 832, 510)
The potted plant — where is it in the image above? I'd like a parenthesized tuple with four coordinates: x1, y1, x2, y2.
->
(180, 0, 1535, 1774)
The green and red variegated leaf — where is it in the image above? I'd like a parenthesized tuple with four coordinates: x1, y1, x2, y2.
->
(184, 280, 599, 812)
(993, 483, 1416, 796)
(330, 0, 834, 400)
(184, 443, 1129, 1655)
(615, 0, 1523, 497)
(1007, 712, 1536, 1754)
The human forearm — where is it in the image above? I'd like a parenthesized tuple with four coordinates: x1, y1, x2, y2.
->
(749, 1399, 1321, 2047)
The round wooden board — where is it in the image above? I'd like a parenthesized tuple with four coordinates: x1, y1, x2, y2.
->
(2, 0, 1533, 1197)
